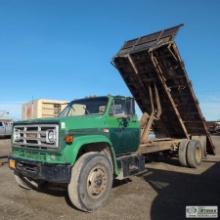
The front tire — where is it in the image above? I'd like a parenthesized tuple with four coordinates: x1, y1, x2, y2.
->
(14, 172, 46, 190)
(14, 173, 38, 190)
(68, 152, 113, 212)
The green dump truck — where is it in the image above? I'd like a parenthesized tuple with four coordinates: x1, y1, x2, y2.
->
(8, 25, 215, 212)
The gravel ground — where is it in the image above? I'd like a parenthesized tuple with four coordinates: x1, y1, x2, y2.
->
(0, 136, 220, 220)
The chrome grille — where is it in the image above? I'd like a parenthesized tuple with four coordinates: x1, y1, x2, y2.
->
(13, 124, 59, 148)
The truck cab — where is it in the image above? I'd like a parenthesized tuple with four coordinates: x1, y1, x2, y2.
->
(58, 95, 140, 156)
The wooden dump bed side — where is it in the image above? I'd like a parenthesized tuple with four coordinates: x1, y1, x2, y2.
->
(113, 24, 215, 154)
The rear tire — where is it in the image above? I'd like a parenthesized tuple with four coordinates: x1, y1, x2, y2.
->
(186, 140, 202, 168)
(68, 152, 113, 212)
(178, 139, 189, 167)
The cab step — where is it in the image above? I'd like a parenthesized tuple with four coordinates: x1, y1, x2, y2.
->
(116, 154, 146, 179)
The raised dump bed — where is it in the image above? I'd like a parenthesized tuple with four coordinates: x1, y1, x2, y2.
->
(113, 24, 215, 155)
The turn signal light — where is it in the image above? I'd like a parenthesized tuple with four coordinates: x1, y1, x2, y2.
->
(8, 159, 16, 169)
(64, 135, 74, 144)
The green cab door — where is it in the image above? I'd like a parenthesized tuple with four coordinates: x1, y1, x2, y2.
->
(107, 97, 140, 156)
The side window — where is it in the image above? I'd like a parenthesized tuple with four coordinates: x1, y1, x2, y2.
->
(110, 98, 135, 117)
(110, 99, 127, 117)
(0, 122, 3, 127)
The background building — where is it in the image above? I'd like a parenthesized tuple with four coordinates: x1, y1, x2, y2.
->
(22, 99, 68, 120)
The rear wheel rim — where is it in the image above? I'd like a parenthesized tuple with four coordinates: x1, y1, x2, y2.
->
(87, 165, 108, 199)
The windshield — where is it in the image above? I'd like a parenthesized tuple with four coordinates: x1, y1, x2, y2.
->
(59, 97, 108, 117)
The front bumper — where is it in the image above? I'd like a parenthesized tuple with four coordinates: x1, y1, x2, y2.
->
(8, 157, 72, 183)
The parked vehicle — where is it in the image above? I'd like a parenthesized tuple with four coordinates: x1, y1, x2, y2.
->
(8, 25, 215, 211)
(0, 119, 13, 137)
(207, 121, 220, 135)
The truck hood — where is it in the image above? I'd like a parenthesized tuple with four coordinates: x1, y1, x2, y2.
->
(14, 114, 106, 131)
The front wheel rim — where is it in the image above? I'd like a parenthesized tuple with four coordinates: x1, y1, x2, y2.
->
(87, 165, 108, 199)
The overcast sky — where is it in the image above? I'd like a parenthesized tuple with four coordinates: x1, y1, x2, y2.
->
(0, 0, 220, 120)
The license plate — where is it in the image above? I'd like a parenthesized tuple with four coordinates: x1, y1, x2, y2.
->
(8, 159, 16, 169)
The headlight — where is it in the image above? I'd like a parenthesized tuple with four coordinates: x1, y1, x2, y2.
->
(46, 130, 56, 143)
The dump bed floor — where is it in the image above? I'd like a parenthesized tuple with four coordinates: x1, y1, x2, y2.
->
(113, 25, 215, 154)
